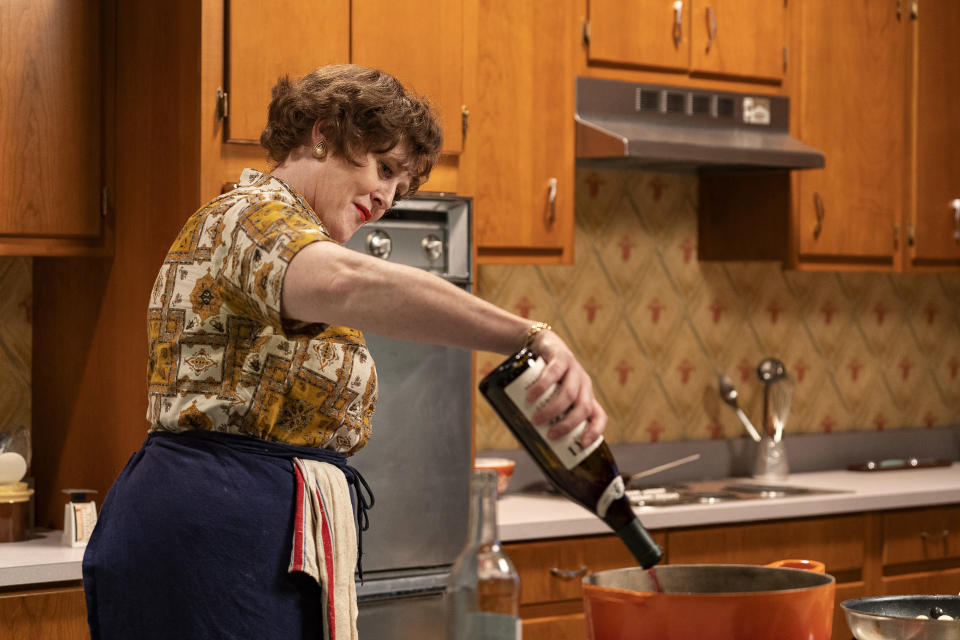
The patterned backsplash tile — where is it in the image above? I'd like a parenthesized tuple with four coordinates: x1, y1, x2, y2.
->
(475, 170, 960, 450)
(0, 257, 32, 465)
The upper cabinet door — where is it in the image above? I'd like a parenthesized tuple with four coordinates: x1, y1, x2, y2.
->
(795, 1, 908, 266)
(911, 0, 960, 266)
(0, 0, 102, 240)
(587, 0, 690, 71)
(226, 0, 349, 143)
(352, 0, 463, 155)
(689, 0, 786, 82)
(469, 0, 576, 262)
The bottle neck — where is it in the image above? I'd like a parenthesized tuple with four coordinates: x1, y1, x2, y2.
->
(468, 471, 500, 547)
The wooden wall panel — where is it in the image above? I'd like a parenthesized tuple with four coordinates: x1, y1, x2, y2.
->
(31, 0, 203, 528)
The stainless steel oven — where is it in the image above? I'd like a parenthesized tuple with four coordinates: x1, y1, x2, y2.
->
(344, 195, 473, 638)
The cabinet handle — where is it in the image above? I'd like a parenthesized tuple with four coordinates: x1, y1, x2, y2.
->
(920, 529, 950, 556)
(705, 6, 717, 52)
(951, 198, 960, 243)
(546, 177, 558, 227)
(550, 565, 588, 580)
(672, 1, 684, 47)
(813, 192, 825, 239)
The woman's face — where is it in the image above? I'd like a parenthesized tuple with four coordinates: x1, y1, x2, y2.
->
(308, 145, 412, 243)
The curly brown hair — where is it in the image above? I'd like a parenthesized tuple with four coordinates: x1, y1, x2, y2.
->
(260, 64, 442, 196)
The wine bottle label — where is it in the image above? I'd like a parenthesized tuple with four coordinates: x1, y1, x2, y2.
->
(503, 355, 603, 470)
(596, 475, 625, 519)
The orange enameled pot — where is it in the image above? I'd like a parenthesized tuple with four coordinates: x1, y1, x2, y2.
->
(582, 562, 835, 640)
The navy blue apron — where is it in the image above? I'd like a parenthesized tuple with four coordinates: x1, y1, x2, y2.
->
(82, 430, 372, 640)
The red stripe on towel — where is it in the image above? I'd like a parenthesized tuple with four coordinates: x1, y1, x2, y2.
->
(316, 486, 337, 640)
(290, 465, 306, 572)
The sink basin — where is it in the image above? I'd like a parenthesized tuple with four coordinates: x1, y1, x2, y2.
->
(625, 480, 849, 508)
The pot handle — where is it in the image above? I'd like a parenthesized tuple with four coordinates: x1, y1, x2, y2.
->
(766, 558, 826, 574)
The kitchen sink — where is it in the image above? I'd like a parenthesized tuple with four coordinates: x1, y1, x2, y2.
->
(625, 480, 849, 508)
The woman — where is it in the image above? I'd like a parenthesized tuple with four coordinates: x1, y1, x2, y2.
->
(82, 64, 606, 639)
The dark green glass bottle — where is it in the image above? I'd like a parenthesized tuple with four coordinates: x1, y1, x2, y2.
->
(479, 349, 662, 569)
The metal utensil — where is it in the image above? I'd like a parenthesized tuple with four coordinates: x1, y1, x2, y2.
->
(628, 453, 701, 483)
(717, 374, 762, 442)
(757, 358, 786, 438)
(769, 374, 794, 443)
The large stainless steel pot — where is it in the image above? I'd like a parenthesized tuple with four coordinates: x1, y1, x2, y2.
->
(842, 595, 960, 640)
(583, 564, 835, 640)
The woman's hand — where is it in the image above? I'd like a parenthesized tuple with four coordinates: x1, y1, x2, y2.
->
(524, 330, 608, 449)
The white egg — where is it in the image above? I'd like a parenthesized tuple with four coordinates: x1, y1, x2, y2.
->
(938, 615, 954, 621)
(917, 615, 930, 620)
(0, 451, 27, 484)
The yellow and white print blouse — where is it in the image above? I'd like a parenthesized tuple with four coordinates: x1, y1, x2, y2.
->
(146, 168, 377, 454)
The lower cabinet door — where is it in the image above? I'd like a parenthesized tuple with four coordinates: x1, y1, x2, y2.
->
(0, 585, 89, 640)
(522, 612, 586, 640)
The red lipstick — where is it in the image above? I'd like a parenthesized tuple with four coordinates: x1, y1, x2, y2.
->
(355, 203, 371, 222)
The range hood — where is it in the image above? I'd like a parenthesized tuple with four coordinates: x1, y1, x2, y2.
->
(575, 77, 824, 171)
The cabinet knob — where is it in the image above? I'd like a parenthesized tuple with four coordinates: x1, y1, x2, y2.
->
(550, 565, 588, 580)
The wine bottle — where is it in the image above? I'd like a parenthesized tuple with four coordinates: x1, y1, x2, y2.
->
(479, 348, 662, 569)
(446, 469, 522, 640)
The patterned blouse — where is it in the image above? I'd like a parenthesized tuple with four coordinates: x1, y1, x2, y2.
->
(145, 169, 378, 454)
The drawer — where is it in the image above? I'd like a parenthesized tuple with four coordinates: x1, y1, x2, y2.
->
(506, 533, 665, 605)
(883, 505, 960, 565)
(668, 514, 867, 574)
(522, 613, 586, 640)
(882, 566, 960, 595)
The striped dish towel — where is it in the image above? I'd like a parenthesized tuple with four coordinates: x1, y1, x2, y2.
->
(290, 458, 359, 640)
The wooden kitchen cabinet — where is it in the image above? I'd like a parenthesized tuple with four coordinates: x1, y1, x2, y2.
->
(882, 505, 960, 567)
(0, 0, 111, 257)
(701, 0, 960, 273)
(908, 0, 960, 268)
(792, 0, 910, 269)
(462, 0, 577, 264)
(506, 533, 666, 638)
(586, 0, 787, 84)
(225, 0, 350, 144)
(667, 514, 868, 573)
(224, 0, 462, 153)
(0, 584, 90, 640)
(883, 567, 960, 596)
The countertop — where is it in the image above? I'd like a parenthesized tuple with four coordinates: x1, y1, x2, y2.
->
(0, 530, 86, 588)
(3, 464, 959, 588)
(499, 463, 960, 541)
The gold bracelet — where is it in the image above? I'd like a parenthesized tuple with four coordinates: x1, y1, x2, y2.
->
(521, 321, 552, 351)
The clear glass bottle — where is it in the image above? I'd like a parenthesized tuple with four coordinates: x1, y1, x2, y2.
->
(446, 469, 521, 640)
(479, 348, 662, 569)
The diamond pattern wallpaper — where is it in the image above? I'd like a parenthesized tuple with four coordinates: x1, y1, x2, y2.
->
(474, 170, 960, 450)
(0, 257, 32, 465)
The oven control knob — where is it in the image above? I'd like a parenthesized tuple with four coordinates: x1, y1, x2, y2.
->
(365, 230, 392, 259)
(422, 234, 443, 262)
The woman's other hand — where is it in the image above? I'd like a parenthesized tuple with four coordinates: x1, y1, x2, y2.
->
(524, 330, 607, 449)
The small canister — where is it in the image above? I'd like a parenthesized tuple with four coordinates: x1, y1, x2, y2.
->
(0, 482, 34, 542)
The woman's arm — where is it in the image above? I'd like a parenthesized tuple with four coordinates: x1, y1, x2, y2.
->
(281, 240, 607, 446)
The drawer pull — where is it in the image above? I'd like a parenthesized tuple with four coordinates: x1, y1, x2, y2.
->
(550, 565, 588, 580)
(921, 530, 950, 556)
